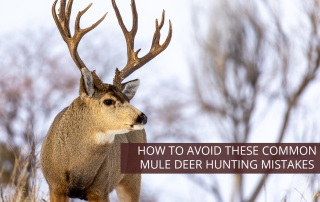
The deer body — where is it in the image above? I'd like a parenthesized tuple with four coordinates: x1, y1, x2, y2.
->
(41, 82, 147, 201)
(40, 0, 172, 201)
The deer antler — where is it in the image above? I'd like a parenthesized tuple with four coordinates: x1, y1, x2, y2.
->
(112, 0, 172, 89)
(52, 0, 107, 71)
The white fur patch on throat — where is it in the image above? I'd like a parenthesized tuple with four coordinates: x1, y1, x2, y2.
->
(132, 125, 144, 130)
(95, 130, 129, 144)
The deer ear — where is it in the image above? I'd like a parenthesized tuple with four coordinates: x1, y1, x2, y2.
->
(121, 79, 140, 100)
(79, 67, 94, 98)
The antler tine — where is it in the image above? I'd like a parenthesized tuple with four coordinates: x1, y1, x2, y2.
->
(65, 0, 73, 37)
(111, 0, 172, 88)
(52, 0, 107, 71)
(111, 0, 138, 61)
(159, 10, 165, 29)
(56, 0, 72, 38)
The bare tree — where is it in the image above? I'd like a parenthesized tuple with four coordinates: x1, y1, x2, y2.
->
(0, 28, 79, 198)
(190, 0, 320, 201)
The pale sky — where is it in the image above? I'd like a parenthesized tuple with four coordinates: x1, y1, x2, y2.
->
(0, 0, 194, 85)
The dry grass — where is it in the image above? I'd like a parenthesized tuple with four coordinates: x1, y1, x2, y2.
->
(0, 133, 48, 202)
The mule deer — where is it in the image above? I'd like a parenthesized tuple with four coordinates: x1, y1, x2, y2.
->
(40, 0, 172, 201)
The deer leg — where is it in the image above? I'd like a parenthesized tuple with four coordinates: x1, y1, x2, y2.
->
(115, 174, 141, 202)
(86, 190, 110, 202)
(49, 191, 69, 202)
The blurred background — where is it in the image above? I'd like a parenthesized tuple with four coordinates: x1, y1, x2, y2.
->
(1, 0, 320, 201)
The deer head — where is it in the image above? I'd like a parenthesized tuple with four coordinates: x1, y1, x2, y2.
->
(51, 0, 172, 138)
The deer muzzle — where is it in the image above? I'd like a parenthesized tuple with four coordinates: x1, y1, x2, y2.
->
(136, 113, 147, 125)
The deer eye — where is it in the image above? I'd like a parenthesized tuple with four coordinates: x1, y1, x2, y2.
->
(103, 99, 115, 106)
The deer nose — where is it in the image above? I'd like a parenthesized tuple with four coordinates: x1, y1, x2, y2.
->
(137, 113, 147, 125)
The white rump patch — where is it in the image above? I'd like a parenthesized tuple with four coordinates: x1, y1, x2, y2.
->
(95, 130, 129, 144)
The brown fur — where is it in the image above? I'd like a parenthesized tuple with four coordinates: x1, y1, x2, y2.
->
(40, 77, 146, 202)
